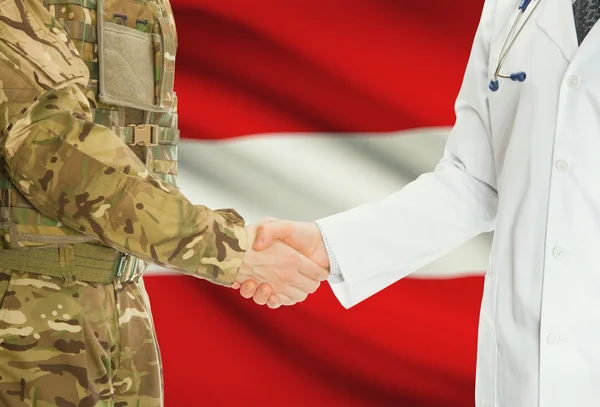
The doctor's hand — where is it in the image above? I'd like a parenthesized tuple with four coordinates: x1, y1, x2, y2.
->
(236, 219, 330, 308)
(234, 224, 329, 306)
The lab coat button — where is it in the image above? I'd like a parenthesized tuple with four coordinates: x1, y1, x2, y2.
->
(567, 75, 580, 88)
(547, 334, 560, 345)
(556, 159, 569, 172)
(553, 247, 566, 259)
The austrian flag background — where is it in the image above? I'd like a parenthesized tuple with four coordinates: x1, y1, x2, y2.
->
(143, 0, 490, 406)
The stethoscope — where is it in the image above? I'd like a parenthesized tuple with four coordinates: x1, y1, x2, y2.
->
(489, 0, 542, 92)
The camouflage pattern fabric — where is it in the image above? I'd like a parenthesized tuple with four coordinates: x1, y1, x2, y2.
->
(0, 268, 162, 407)
(0, 1, 249, 405)
(0, 0, 247, 286)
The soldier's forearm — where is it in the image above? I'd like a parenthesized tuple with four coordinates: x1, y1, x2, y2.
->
(4, 85, 246, 285)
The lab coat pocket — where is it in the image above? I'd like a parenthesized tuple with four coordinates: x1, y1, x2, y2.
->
(475, 256, 498, 407)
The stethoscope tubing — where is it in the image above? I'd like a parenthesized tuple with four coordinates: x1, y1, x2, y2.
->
(490, 0, 542, 90)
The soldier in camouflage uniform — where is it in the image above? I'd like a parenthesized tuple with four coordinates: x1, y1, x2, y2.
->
(0, 0, 329, 406)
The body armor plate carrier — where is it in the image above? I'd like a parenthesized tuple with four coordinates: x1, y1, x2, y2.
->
(0, 0, 180, 284)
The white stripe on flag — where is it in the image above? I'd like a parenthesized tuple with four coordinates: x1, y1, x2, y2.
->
(146, 127, 490, 278)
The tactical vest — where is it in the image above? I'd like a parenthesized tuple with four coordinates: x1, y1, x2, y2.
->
(0, 0, 179, 282)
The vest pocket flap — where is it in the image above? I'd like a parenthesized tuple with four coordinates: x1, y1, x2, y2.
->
(98, 21, 159, 111)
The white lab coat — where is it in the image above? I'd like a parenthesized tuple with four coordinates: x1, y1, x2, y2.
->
(317, 0, 600, 405)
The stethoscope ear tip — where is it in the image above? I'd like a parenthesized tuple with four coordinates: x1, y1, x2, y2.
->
(489, 80, 500, 92)
(510, 71, 527, 82)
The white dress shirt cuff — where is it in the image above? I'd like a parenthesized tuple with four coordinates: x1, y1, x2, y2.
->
(315, 222, 345, 284)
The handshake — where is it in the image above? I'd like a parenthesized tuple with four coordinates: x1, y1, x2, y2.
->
(233, 218, 330, 309)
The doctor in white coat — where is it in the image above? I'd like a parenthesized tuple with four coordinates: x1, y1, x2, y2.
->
(238, 0, 600, 405)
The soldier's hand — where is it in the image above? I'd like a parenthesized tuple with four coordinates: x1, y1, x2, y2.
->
(235, 224, 329, 308)
(236, 219, 330, 308)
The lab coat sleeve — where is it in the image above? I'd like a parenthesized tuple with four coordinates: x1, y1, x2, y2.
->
(317, 0, 499, 309)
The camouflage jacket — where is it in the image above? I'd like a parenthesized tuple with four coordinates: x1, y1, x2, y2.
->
(0, 0, 246, 286)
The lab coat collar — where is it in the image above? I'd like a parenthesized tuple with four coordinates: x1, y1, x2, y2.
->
(535, 0, 577, 61)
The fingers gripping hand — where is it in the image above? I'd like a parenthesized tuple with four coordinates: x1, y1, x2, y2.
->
(253, 219, 330, 269)
(237, 225, 326, 307)
(240, 219, 330, 308)
(240, 281, 295, 309)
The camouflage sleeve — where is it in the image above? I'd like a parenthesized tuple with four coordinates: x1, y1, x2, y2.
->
(0, 0, 246, 286)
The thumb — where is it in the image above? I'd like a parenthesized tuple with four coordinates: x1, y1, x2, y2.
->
(252, 221, 291, 251)
(252, 223, 275, 252)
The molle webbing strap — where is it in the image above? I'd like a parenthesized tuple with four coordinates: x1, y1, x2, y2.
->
(85, 61, 98, 80)
(146, 111, 178, 129)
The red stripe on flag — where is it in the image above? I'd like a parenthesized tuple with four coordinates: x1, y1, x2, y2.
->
(145, 276, 484, 406)
(173, 0, 484, 139)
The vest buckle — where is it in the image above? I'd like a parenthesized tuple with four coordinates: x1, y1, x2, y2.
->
(113, 251, 141, 283)
(128, 124, 159, 147)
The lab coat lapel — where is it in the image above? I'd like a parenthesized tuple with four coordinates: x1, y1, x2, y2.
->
(535, 0, 578, 61)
